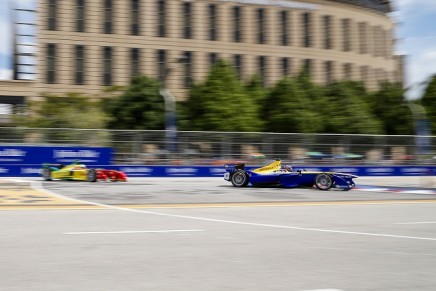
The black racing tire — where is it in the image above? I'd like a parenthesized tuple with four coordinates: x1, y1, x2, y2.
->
(315, 173, 333, 191)
(231, 170, 249, 187)
(42, 168, 52, 181)
(87, 168, 97, 182)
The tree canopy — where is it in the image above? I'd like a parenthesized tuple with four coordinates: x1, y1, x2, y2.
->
(180, 60, 263, 132)
(102, 75, 164, 130)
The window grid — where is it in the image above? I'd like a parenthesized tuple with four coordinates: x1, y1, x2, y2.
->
(280, 11, 289, 46)
(75, 45, 85, 85)
(258, 56, 266, 85)
(209, 4, 218, 41)
(257, 9, 266, 44)
(342, 19, 351, 52)
(323, 15, 332, 49)
(48, 0, 57, 30)
(302, 12, 311, 48)
(131, 0, 140, 35)
(234, 55, 242, 80)
(183, 51, 193, 88)
(158, 0, 166, 37)
(46, 43, 56, 83)
(233, 6, 242, 42)
(76, 0, 85, 32)
(131, 48, 140, 77)
(103, 46, 112, 86)
(158, 49, 166, 84)
(183, 2, 192, 39)
(104, 0, 113, 34)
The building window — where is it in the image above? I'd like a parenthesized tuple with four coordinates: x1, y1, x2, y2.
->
(76, 0, 85, 32)
(302, 12, 311, 48)
(257, 9, 266, 44)
(282, 57, 290, 77)
(325, 61, 333, 84)
(280, 11, 289, 46)
(209, 53, 218, 67)
(131, 48, 140, 77)
(343, 63, 351, 80)
(48, 0, 57, 30)
(342, 19, 351, 52)
(358, 22, 368, 54)
(158, 50, 166, 84)
(303, 59, 312, 77)
(103, 46, 112, 86)
(75, 45, 85, 85)
(158, 0, 166, 37)
(323, 15, 332, 49)
(258, 56, 266, 85)
(131, 0, 140, 35)
(209, 4, 218, 41)
(234, 55, 242, 80)
(182, 2, 192, 39)
(360, 65, 369, 84)
(183, 51, 193, 87)
(233, 6, 242, 42)
(46, 43, 56, 83)
(104, 0, 113, 34)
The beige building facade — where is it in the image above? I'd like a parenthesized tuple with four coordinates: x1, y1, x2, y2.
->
(0, 0, 401, 108)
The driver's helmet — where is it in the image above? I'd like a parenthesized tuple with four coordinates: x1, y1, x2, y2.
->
(283, 165, 293, 172)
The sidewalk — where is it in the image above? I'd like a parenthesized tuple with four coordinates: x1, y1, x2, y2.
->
(357, 176, 436, 189)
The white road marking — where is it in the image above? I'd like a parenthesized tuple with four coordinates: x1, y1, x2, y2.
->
(395, 221, 436, 225)
(64, 229, 204, 235)
(31, 181, 436, 242)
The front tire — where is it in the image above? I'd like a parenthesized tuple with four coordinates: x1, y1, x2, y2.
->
(231, 170, 249, 187)
(87, 169, 97, 182)
(42, 168, 52, 181)
(315, 173, 333, 190)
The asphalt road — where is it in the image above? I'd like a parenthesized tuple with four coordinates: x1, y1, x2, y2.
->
(1, 177, 436, 291)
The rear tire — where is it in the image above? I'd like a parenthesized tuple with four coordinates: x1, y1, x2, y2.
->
(315, 173, 333, 190)
(231, 170, 249, 187)
(42, 168, 52, 181)
(87, 169, 97, 182)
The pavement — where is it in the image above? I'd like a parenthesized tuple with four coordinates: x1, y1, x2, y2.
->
(0, 176, 435, 209)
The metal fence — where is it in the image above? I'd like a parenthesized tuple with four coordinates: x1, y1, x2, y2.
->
(0, 127, 435, 165)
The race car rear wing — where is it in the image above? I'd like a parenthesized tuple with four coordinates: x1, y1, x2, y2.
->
(224, 163, 245, 173)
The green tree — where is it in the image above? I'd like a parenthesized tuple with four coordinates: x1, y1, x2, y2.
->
(262, 77, 322, 133)
(181, 60, 262, 131)
(323, 81, 383, 134)
(421, 75, 436, 134)
(16, 92, 108, 129)
(369, 81, 413, 135)
(102, 75, 164, 130)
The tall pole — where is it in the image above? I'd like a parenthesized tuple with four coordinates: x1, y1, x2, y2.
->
(159, 86, 177, 154)
(405, 102, 431, 157)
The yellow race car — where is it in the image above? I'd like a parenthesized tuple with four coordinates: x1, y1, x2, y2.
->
(41, 162, 127, 182)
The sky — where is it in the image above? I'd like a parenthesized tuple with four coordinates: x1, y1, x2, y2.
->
(0, 0, 436, 99)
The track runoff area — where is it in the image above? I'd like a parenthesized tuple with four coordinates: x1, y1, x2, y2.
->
(1, 177, 436, 290)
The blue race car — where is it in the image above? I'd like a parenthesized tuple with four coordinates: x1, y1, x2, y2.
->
(224, 160, 357, 191)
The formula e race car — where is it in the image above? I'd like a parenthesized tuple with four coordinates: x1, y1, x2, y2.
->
(224, 160, 357, 191)
(41, 162, 127, 182)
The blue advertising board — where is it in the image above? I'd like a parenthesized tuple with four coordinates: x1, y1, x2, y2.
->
(0, 164, 434, 178)
(0, 146, 112, 165)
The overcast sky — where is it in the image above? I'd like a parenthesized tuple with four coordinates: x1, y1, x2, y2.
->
(0, 0, 435, 99)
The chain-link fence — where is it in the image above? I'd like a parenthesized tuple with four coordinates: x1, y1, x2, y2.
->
(0, 127, 435, 165)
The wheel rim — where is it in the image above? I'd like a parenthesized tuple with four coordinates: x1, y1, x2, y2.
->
(43, 169, 50, 179)
(316, 174, 332, 189)
(234, 173, 244, 185)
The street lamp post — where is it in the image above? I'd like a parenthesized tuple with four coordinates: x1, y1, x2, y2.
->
(159, 57, 187, 156)
(405, 102, 431, 157)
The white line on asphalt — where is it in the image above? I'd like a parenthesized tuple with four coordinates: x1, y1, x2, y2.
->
(395, 221, 436, 225)
(31, 181, 436, 242)
(64, 229, 204, 235)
